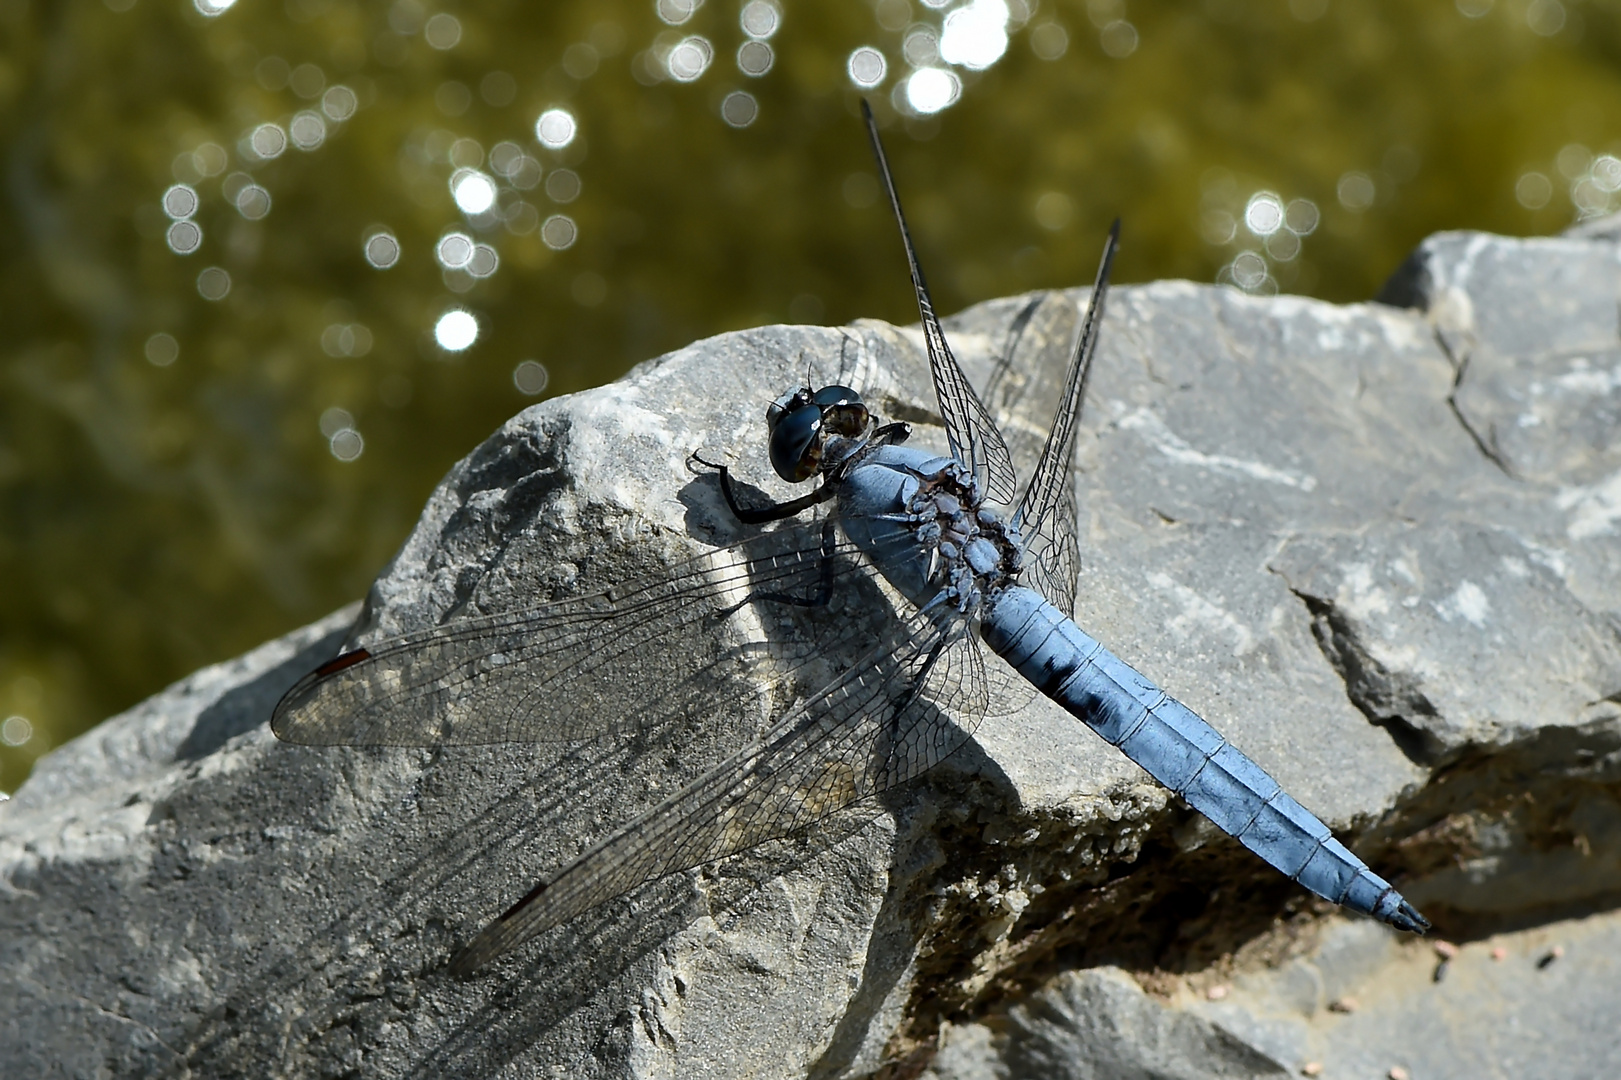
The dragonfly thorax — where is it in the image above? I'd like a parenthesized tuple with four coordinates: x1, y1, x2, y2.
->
(902, 459, 1025, 613)
(765, 384, 874, 482)
(837, 445, 1026, 617)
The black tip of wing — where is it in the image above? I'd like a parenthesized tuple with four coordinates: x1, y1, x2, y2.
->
(315, 648, 372, 676)
(447, 879, 552, 978)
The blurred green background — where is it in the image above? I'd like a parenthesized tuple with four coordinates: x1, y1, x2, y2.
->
(2, 0, 1617, 790)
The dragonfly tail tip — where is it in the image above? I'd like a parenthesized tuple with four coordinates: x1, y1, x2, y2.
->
(1389, 899, 1431, 935)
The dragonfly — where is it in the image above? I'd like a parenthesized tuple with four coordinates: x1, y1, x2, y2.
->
(273, 102, 1428, 975)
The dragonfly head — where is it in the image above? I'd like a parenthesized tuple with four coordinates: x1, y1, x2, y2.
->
(765, 384, 872, 482)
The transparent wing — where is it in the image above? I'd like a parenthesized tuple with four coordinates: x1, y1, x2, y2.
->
(862, 100, 1017, 506)
(1014, 221, 1120, 617)
(272, 523, 879, 747)
(450, 602, 989, 973)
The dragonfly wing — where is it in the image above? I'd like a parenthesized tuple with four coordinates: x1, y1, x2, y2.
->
(1014, 221, 1120, 617)
(861, 101, 1018, 506)
(271, 523, 876, 747)
(449, 601, 989, 972)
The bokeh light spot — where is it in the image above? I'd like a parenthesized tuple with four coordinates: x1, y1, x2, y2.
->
(1, 716, 32, 747)
(1265, 229, 1301, 262)
(364, 231, 401, 268)
(490, 141, 524, 177)
(249, 123, 287, 160)
(329, 428, 364, 461)
(903, 25, 940, 67)
(452, 170, 498, 214)
(741, 0, 781, 38)
(1337, 171, 1376, 211)
(436, 232, 475, 269)
(322, 85, 358, 121)
(667, 36, 714, 81)
(504, 202, 540, 235)
(535, 108, 577, 149)
(657, 0, 701, 26)
(1557, 143, 1591, 179)
(1244, 192, 1285, 236)
(513, 359, 551, 395)
(235, 184, 271, 220)
(1526, 0, 1565, 35)
(467, 244, 500, 278)
(321, 323, 374, 357)
(450, 138, 484, 168)
(1229, 250, 1269, 291)
(876, 0, 910, 31)
(905, 68, 961, 114)
(1285, 198, 1319, 235)
(940, 0, 1010, 70)
(541, 214, 578, 250)
(738, 40, 775, 77)
(1099, 20, 1138, 58)
(435, 309, 479, 350)
(562, 43, 601, 80)
(197, 267, 232, 300)
(1201, 208, 1236, 245)
(163, 184, 199, 220)
(1592, 155, 1621, 192)
(1516, 172, 1552, 209)
(290, 111, 327, 151)
(424, 12, 462, 49)
(319, 406, 354, 438)
(289, 63, 325, 99)
(193, 143, 228, 177)
(194, 0, 237, 15)
(1034, 191, 1073, 231)
(166, 220, 203, 255)
(847, 47, 887, 89)
(721, 91, 758, 128)
(1030, 22, 1068, 60)
(145, 332, 179, 367)
(545, 168, 581, 203)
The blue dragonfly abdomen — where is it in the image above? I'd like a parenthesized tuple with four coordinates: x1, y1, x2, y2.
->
(982, 587, 1429, 932)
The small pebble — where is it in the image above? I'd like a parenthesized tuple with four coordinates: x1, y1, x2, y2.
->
(1328, 996, 1358, 1013)
(1432, 959, 1449, 983)
(1432, 940, 1458, 959)
(1301, 1063, 1324, 1077)
(1205, 984, 1230, 1001)
(1389, 1067, 1411, 1080)
(1490, 946, 1507, 961)
(1538, 944, 1565, 969)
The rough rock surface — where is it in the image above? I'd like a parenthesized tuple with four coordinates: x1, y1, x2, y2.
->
(4, 220, 1620, 1078)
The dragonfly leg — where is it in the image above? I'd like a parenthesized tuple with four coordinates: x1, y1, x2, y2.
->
(688, 451, 837, 525)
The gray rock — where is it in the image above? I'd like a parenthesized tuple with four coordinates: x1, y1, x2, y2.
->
(5, 224, 1620, 1078)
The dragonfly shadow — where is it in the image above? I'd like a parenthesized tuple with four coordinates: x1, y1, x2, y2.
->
(408, 803, 897, 1077)
(170, 723, 712, 1074)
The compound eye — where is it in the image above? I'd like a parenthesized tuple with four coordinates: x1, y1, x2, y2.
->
(767, 404, 823, 482)
(811, 384, 862, 409)
(812, 385, 869, 437)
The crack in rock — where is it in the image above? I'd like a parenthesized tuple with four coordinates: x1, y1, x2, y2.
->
(1290, 589, 1445, 766)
